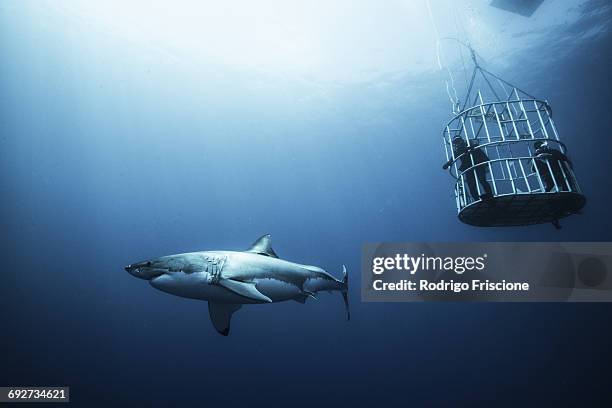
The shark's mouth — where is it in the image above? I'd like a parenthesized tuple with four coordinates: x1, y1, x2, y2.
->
(147, 270, 168, 281)
(127, 265, 168, 281)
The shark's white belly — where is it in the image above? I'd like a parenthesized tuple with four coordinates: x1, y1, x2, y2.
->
(253, 278, 303, 301)
(150, 272, 301, 304)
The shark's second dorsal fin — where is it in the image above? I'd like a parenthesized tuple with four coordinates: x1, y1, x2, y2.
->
(246, 234, 278, 258)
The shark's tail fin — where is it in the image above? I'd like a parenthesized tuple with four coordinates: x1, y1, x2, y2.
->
(341, 265, 350, 321)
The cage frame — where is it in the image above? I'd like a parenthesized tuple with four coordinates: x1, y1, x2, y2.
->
(441, 51, 585, 227)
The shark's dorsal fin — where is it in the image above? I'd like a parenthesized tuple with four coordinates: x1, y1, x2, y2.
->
(246, 234, 278, 258)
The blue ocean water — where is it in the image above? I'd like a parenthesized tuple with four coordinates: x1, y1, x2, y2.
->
(2, 1, 612, 406)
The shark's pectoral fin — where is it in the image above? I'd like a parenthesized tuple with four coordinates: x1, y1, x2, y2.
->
(218, 279, 273, 303)
(208, 302, 242, 336)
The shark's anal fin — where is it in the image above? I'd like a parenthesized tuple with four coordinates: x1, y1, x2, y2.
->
(208, 302, 242, 336)
(246, 234, 278, 258)
(218, 279, 272, 303)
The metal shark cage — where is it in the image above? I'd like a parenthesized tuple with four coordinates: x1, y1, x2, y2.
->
(442, 46, 586, 227)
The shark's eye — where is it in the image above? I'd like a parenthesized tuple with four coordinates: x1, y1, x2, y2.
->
(146, 261, 152, 267)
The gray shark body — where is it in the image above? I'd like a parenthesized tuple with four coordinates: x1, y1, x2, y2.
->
(125, 235, 349, 335)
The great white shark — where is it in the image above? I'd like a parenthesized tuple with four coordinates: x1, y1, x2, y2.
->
(125, 235, 349, 336)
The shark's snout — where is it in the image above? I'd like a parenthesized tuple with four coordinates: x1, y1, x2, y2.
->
(124, 263, 143, 278)
(125, 261, 162, 280)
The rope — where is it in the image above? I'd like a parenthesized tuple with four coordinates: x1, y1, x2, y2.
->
(426, 0, 460, 114)
(452, 2, 470, 90)
(479, 68, 502, 102)
(461, 68, 478, 112)
(480, 67, 538, 100)
(457, 47, 538, 111)
(428, 1, 538, 116)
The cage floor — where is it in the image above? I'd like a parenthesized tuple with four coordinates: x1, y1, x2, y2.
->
(458, 192, 586, 227)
